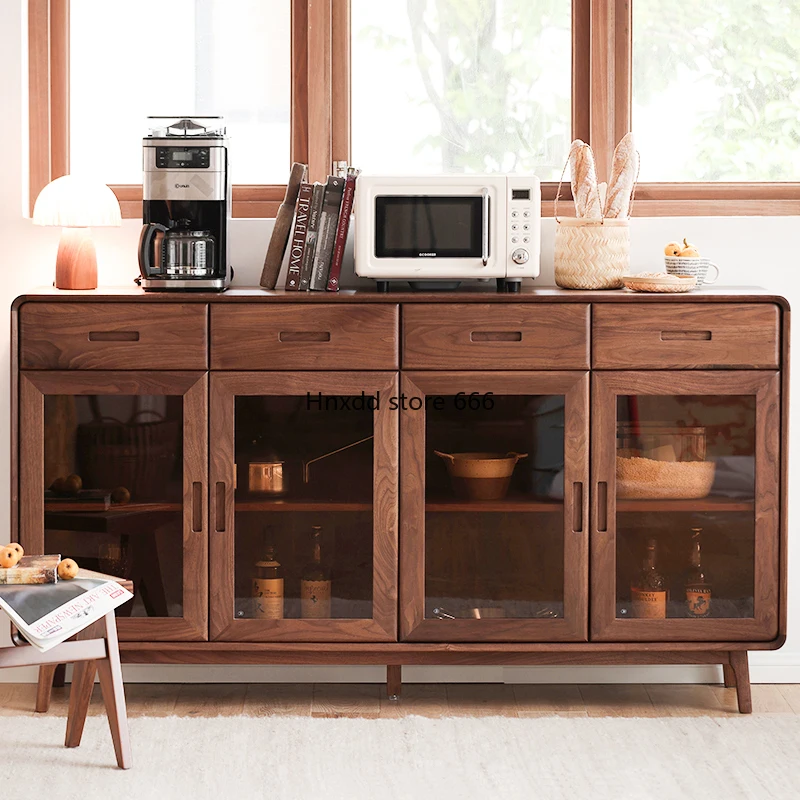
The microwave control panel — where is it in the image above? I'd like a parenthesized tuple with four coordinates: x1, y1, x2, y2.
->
(505, 176, 541, 278)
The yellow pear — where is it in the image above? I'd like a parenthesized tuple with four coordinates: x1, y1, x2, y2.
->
(664, 241, 682, 256)
(679, 237, 700, 257)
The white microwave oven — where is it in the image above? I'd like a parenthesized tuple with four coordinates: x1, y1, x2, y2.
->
(354, 174, 541, 287)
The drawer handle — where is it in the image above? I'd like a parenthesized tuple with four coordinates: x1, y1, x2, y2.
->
(191, 482, 203, 532)
(597, 481, 608, 532)
(660, 330, 712, 341)
(279, 331, 331, 343)
(572, 481, 584, 533)
(215, 482, 226, 532)
(88, 330, 140, 342)
(470, 331, 523, 342)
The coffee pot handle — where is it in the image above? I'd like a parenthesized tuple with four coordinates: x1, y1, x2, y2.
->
(138, 223, 168, 278)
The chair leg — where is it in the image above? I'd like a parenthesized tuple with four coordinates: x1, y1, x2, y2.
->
(36, 664, 58, 713)
(729, 651, 752, 714)
(96, 612, 131, 769)
(64, 619, 103, 748)
(722, 663, 736, 689)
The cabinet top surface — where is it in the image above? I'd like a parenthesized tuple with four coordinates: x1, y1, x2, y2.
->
(11, 285, 789, 309)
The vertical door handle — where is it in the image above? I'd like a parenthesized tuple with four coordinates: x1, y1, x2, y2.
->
(191, 482, 203, 532)
(481, 188, 490, 265)
(215, 482, 227, 532)
(597, 481, 608, 533)
(571, 482, 584, 533)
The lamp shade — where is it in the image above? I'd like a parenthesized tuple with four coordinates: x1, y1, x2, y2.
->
(33, 175, 121, 228)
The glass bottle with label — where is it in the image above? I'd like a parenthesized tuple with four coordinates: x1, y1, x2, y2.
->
(631, 538, 667, 619)
(300, 526, 332, 619)
(685, 527, 712, 617)
(252, 539, 284, 619)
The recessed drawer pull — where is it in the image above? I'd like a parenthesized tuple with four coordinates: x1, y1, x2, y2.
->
(597, 481, 608, 533)
(469, 331, 523, 342)
(88, 330, 140, 342)
(660, 330, 712, 341)
(215, 482, 226, 532)
(572, 482, 584, 533)
(279, 331, 332, 343)
(191, 482, 203, 533)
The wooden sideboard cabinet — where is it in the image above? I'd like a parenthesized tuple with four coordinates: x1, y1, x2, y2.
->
(11, 287, 789, 714)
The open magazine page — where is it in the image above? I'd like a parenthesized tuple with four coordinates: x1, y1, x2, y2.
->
(0, 578, 133, 652)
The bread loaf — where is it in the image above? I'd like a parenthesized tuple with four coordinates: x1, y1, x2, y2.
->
(568, 139, 601, 218)
(604, 133, 638, 219)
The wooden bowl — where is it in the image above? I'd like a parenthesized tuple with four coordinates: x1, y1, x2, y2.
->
(623, 273, 697, 293)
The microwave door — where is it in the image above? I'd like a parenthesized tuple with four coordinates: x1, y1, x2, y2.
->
(374, 195, 487, 261)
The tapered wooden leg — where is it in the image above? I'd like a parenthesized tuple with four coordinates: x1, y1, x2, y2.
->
(387, 665, 402, 699)
(35, 664, 58, 712)
(65, 619, 103, 748)
(722, 663, 736, 688)
(95, 613, 131, 769)
(53, 663, 66, 687)
(729, 651, 752, 714)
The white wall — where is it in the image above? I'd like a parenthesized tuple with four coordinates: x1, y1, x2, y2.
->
(1, 0, 798, 684)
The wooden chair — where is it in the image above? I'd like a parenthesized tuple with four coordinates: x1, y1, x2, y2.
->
(1, 570, 132, 769)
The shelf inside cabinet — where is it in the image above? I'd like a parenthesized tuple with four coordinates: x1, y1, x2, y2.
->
(235, 500, 373, 512)
(425, 495, 562, 513)
(616, 497, 754, 513)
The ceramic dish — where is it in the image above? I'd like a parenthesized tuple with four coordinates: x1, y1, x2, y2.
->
(623, 272, 697, 293)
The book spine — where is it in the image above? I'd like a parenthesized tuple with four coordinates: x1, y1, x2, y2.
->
(299, 183, 325, 291)
(310, 178, 345, 291)
(0, 566, 57, 584)
(284, 183, 313, 290)
(326, 169, 359, 292)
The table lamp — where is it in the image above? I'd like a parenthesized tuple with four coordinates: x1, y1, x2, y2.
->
(33, 175, 121, 290)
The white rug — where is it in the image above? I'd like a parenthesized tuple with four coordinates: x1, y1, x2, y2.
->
(5, 714, 800, 800)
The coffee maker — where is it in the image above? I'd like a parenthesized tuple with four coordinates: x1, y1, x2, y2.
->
(137, 116, 231, 291)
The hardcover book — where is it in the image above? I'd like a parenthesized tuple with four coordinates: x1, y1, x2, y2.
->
(326, 168, 360, 292)
(0, 554, 60, 585)
(299, 182, 325, 291)
(309, 176, 345, 291)
(284, 182, 314, 290)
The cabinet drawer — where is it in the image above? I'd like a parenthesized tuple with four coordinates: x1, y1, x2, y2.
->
(592, 303, 780, 369)
(211, 305, 399, 369)
(19, 303, 208, 370)
(402, 304, 590, 369)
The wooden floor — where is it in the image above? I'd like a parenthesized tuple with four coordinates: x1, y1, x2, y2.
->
(3, 683, 800, 718)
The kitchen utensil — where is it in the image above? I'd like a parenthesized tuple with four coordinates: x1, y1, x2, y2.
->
(664, 256, 719, 286)
(434, 451, 528, 501)
(623, 273, 696, 293)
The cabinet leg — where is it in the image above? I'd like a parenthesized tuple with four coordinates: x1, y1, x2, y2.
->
(729, 651, 752, 714)
(386, 665, 402, 699)
(722, 663, 736, 688)
(53, 663, 66, 688)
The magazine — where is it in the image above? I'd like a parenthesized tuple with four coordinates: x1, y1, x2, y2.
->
(0, 577, 133, 652)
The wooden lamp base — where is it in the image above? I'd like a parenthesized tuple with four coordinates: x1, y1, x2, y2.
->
(55, 227, 98, 290)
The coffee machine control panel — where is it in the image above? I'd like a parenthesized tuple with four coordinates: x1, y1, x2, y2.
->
(155, 146, 210, 170)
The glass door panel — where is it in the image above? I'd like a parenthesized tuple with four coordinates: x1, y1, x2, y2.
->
(592, 372, 780, 642)
(210, 372, 398, 642)
(401, 372, 588, 642)
(19, 372, 208, 641)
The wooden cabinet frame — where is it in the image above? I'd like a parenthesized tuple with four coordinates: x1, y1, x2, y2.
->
(400, 371, 589, 642)
(591, 370, 780, 642)
(19, 370, 208, 641)
(208, 371, 398, 642)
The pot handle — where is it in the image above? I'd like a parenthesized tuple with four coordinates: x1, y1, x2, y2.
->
(433, 450, 455, 464)
(507, 452, 529, 463)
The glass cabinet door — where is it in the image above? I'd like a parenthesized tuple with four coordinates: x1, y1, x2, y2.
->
(400, 372, 589, 642)
(209, 372, 398, 642)
(19, 371, 208, 641)
(591, 371, 780, 642)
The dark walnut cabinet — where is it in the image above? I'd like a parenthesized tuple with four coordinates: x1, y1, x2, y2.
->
(11, 287, 789, 714)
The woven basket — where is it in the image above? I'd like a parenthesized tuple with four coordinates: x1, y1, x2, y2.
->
(554, 218, 630, 289)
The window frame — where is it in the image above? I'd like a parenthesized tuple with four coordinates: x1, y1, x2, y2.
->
(28, 0, 799, 219)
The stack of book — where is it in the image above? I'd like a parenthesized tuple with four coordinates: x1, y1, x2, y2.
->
(284, 166, 360, 292)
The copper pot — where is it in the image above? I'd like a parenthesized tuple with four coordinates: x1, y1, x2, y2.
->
(434, 451, 528, 500)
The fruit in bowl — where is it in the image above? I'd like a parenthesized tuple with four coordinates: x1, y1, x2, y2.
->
(664, 238, 701, 258)
(664, 241, 682, 257)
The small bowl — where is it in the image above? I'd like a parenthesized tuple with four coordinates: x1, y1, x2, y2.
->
(623, 273, 697, 293)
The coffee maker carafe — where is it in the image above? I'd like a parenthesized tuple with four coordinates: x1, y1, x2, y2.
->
(137, 116, 231, 291)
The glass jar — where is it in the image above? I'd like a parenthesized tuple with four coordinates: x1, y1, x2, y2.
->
(617, 422, 706, 463)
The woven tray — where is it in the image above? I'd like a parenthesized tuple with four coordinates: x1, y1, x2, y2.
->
(623, 272, 696, 293)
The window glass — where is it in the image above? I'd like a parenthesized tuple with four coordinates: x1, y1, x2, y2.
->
(351, 0, 572, 178)
(69, 0, 290, 184)
(633, 0, 800, 181)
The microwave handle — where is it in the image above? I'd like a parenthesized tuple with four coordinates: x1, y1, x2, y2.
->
(481, 188, 489, 266)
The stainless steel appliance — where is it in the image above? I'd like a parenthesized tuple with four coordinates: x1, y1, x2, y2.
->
(354, 174, 541, 292)
(137, 116, 231, 291)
